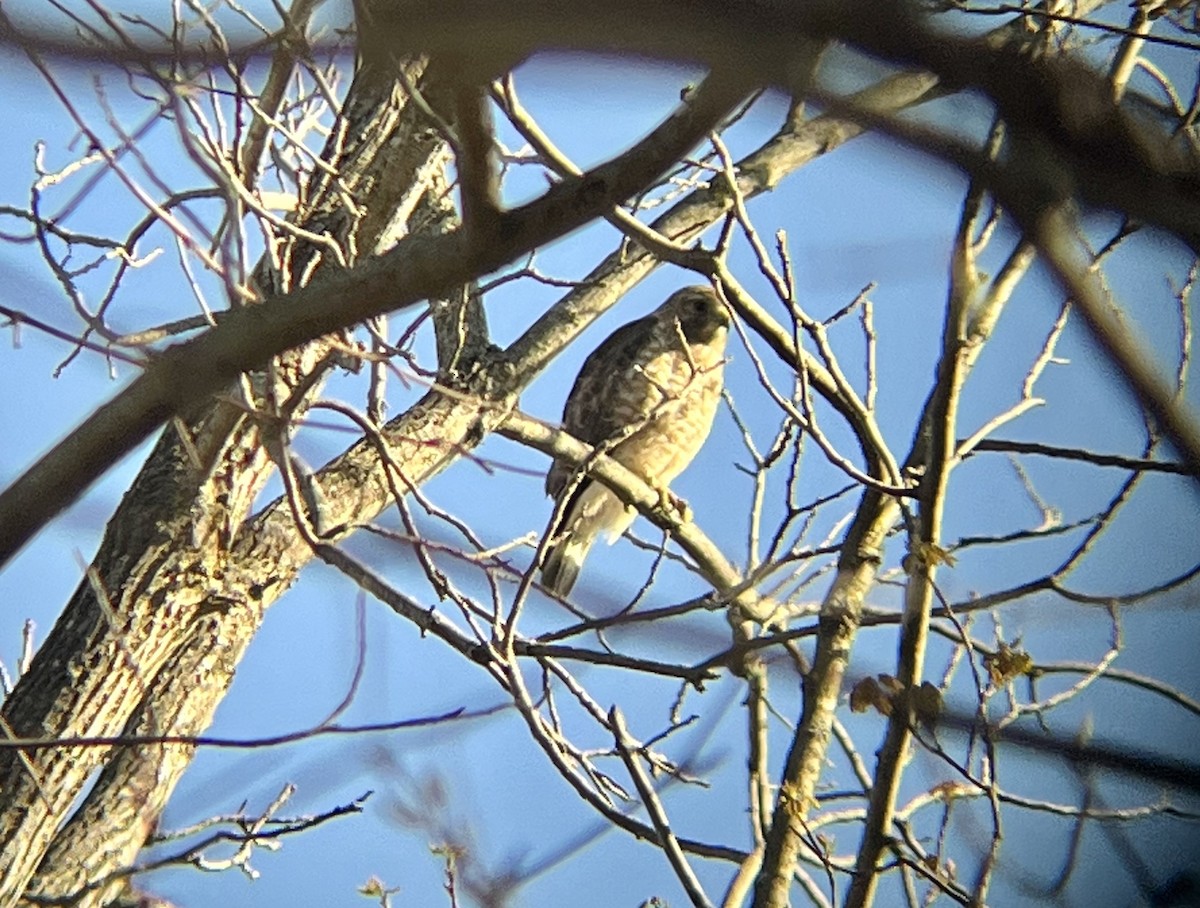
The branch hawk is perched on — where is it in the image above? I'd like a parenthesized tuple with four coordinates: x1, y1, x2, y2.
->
(541, 285, 730, 596)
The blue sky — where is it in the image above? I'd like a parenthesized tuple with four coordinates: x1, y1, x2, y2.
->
(2, 8, 1199, 907)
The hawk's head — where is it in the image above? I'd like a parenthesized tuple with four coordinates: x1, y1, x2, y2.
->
(661, 285, 730, 345)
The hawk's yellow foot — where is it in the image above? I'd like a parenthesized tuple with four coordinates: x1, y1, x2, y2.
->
(652, 484, 692, 523)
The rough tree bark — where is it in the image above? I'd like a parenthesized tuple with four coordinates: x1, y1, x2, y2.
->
(0, 13, 451, 902)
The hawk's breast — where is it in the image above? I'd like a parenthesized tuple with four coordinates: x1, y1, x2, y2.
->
(607, 333, 725, 484)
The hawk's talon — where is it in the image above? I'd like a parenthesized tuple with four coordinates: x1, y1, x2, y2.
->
(653, 484, 692, 523)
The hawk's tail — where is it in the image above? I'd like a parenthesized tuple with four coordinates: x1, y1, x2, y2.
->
(540, 481, 633, 597)
(540, 534, 590, 597)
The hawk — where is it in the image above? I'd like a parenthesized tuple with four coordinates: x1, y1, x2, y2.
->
(541, 285, 730, 596)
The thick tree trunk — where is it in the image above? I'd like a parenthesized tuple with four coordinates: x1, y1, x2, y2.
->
(0, 25, 448, 903)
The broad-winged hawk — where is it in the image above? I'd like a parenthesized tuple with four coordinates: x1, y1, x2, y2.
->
(541, 285, 730, 595)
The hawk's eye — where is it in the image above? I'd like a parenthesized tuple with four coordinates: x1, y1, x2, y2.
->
(692, 297, 707, 313)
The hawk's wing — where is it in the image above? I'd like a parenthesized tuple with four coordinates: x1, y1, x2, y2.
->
(545, 313, 656, 499)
